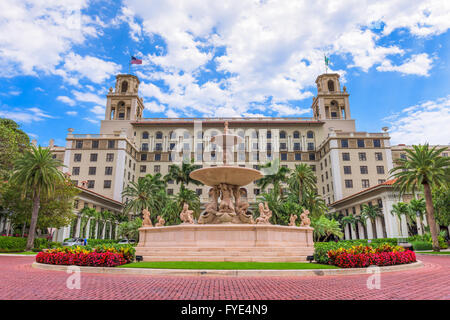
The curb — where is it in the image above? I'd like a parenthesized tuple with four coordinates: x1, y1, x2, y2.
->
(32, 260, 424, 277)
(0, 253, 37, 257)
(416, 253, 450, 257)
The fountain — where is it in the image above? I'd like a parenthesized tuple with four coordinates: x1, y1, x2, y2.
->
(136, 122, 314, 262)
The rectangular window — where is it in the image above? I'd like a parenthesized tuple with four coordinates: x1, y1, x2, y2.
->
(295, 153, 301, 161)
(307, 142, 314, 151)
(154, 165, 160, 173)
(252, 152, 259, 161)
(254, 188, 260, 195)
(108, 140, 115, 149)
(90, 153, 98, 162)
(167, 189, 173, 195)
(72, 167, 80, 175)
(75, 140, 83, 149)
(331, 111, 337, 118)
(140, 154, 147, 161)
(196, 189, 202, 196)
(87, 180, 95, 189)
(74, 153, 82, 162)
(343, 166, 351, 174)
(140, 165, 146, 173)
(375, 152, 383, 161)
(324, 159, 327, 167)
(105, 167, 113, 175)
(281, 153, 287, 161)
(360, 166, 368, 174)
(309, 153, 315, 161)
(362, 179, 370, 188)
(280, 143, 287, 150)
(376, 166, 385, 174)
(91, 140, 99, 149)
(373, 139, 381, 148)
(88, 167, 96, 175)
(169, 143, 176, 151)
(155, 143, 163, 151)
(103, 180, 111, 189)
(106, 153, 114, 162)
(345, 180, 353, 188)
(342, 152, 350, 161)
(358, 152, 367, 161)
(154, 154, 161, 161)
(325, 171, 328, 179)
(310, 165, 316, 172)
(357, 139, 365, 148)
(341, 139, 348, 148)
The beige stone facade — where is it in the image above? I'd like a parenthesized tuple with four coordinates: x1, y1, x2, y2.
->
(46, 73, 447, 223)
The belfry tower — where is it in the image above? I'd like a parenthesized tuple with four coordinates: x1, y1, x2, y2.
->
(311, 73, 351, 121)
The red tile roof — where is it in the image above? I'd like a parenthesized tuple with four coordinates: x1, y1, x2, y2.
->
(330, 178, 397, 206)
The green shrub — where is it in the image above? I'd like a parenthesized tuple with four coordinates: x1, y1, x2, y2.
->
(0, 236, 27, 252)
(33, 238, 48, 248)
(87, 239, 119, 246)
(411, 241, 432, 251)
(407, 233, 448, 249)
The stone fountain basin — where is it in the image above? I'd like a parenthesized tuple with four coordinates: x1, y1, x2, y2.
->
(190, 166, 263, 186)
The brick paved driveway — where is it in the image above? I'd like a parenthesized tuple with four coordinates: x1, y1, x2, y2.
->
(0, 254, 448, 300)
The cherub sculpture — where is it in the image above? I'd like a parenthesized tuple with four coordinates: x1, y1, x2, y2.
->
(289, 214, 298, 226)
(142, 208, 153, 227)
(256, 202, 272, 224)
(180, 203, 194, 224)
(155, 215, 165, 227)
(300, 209, 311, 227)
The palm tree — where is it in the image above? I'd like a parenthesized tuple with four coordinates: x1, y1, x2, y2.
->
(409, 198, 426, 232)
(11, 146, 65, 250)
(311, 215, 344, 242)
(174, 185, 201, 219)
(122, 174, 165, 216)
(391, 202, 414, 236)
(288, 163, 316, 203)
(341, 214, 358, 239)
(79, 207, 96, 238)
(257, 158, 290, 195)
(301, 189, 328, 219)
(390, 144, 450, 251)
(361, 204, 383, 239)
(164, 160, 202, 188)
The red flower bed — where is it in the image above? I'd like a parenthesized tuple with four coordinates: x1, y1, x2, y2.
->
(36, 251, 126, 267)
(328, 245, 416, 268)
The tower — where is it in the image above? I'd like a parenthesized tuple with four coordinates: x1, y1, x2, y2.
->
(104, 74, 144, 121)
(311, 73, 351, 121)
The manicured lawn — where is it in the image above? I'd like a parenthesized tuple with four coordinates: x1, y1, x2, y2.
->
(0, 251, 37, 255)
(119, 261, 339, 269)
(416, 251, 450, 255)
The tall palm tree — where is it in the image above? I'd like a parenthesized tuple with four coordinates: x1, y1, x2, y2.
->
(257, 159, 290, 194)
(311, 215, 344, 242)
(390, 144, 450, 251)
(288, 163, 316, 203)
(11, 146, 65, 250)
(122, 174, 166, 216)
(164, 160, 202, 188)
(79, 207, 96, 238)
(409, 198, 426, 232)
(361, 204, 383, 239)
(391, 202, 414, 236)
(301, 189, 328, 219)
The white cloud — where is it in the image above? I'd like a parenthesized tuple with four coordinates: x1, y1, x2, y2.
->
(72, 90, 105, 105)
(145, 101, 165, 113)
(271, 104, 311, 117)
(57, 95, 76, 106)
(66, 111, 78, 116)
(90, 105, 105, 119)
(386, 95, 450, 145)
(55, 53, 121, 84)
(122, 0, 449, 117)
(0, 0, 99, 77)
(0, 106, 53, 123)
(83, 117, 99, 124)
(377, 53, 433, 76)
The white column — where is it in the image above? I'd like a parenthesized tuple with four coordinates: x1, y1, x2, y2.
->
(358, 223, 365, 239)
(382, 195, 402, 238)
(95, 221, 99, 239)
(344, 224, 350, 240)
(102, 223, 106, 239)
(400, 215, 409, 238)
(113, 140, 127, 202)
(375, 217, 383, 238)
(416, 216, 423, 235)
(366, 218, 374, 239)
(86, 218, 91, 239)
(115, 223, 118, 239)
(75, 215, 81, 238)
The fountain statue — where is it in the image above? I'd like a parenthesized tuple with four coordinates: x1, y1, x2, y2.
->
(191, 121, 263, 224)
(136, 121, 314, 262)
(142, 208, 152, 227)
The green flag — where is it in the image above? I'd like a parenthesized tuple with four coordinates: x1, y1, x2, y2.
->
(324, 55, 330, 66)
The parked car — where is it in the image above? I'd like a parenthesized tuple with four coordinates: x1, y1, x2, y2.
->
(62, 238, 85, 246)
(118, 239, 136, 245)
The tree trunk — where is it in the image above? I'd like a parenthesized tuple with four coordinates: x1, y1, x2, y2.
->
(423, 183, 440, 252)
(26, 191, 40, 250)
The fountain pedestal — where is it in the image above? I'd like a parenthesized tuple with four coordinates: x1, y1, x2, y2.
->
(136, 224, 314, 262)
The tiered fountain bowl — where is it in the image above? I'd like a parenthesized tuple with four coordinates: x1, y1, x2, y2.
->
(136, 122, 314, 262)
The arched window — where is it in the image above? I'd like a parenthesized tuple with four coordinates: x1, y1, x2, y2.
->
(142, 131, 149, 139)
(331, 100, 338, 107)
(155, 131, 163, 139)
(183, 131, 190, 139)
(280, 131, 286, 139)
(307, 131, 314, 139)
(237, 130, 244, 138)
(327, 80, 335, 92)
(121, 81, 128, 93)
(293, 131, 300, 139)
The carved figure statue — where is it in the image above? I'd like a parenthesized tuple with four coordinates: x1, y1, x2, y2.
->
(155, 215, 165, 227)
(198, 187, 219, 224)
(256, 202, 272, 224)
(289, 214, 298, 226)
(180, 203, 194, 224)
(218, 183, 234, 213)
(300, 209, 311, 227)
(142, 208, 152, 227)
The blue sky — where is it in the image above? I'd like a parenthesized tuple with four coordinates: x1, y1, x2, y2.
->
(0, 0, 449, 147)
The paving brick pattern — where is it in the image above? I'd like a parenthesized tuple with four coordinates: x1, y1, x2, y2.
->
(0, 254, 448, 300)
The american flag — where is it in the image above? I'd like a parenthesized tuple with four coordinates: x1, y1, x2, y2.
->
(131, 56, 142, 64)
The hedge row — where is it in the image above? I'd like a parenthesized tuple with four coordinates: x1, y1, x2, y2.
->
(0, 236, 65, 252)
